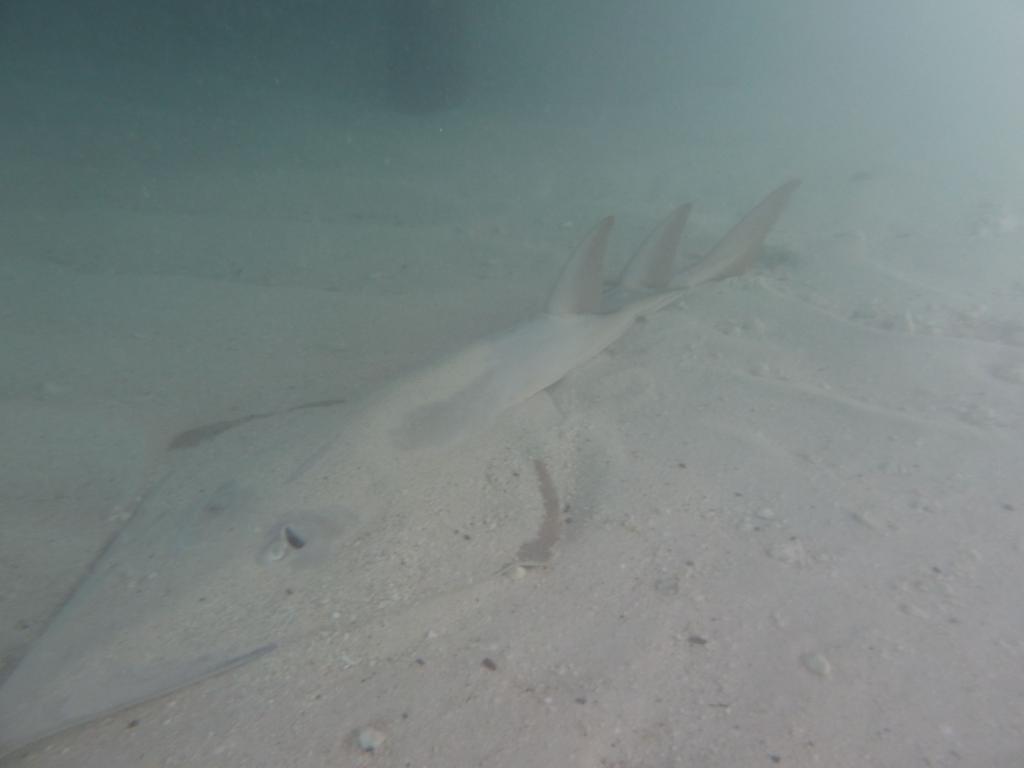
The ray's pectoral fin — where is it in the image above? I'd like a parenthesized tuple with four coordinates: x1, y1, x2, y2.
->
(0, 639, 275, 759)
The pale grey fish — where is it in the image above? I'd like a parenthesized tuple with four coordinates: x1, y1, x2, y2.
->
(0, 179, 798, 758)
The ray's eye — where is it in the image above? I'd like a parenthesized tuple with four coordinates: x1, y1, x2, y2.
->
(262, 524, 308, 563)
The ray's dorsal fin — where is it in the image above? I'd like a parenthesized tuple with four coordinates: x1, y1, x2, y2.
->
(547, 215, 613, 315)
(618, 203, 692, 292)
(679, 178, 800, 288)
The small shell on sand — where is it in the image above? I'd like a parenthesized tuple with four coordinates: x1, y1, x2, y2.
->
(800, 651, 832, 678)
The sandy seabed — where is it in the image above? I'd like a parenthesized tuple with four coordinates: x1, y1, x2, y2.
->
(1, 72, 1023, 767)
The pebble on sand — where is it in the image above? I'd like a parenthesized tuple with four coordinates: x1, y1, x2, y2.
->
(356, 726, 387, 753)
(800, 652, 832, 678)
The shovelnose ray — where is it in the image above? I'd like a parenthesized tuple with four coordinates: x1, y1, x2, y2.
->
(0, 179, 798, 758)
